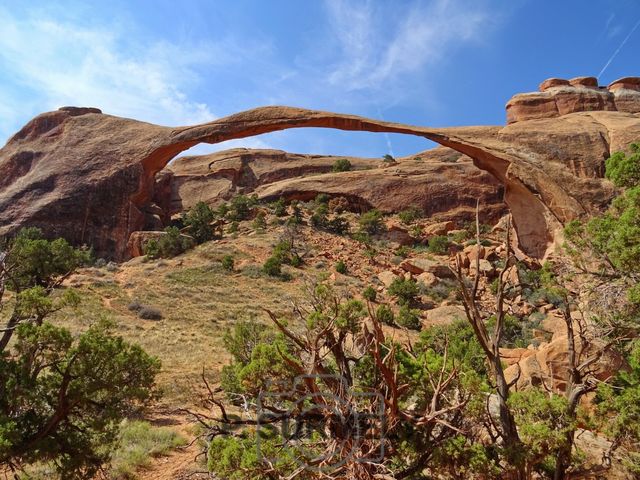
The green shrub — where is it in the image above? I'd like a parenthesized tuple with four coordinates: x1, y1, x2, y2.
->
(358, 209, 384, 235)
(450, 229, 470, 243)
(144, 227, 194, 259)
(397, 305, 421, 330)
(605, 143, 640, 188)
(399, 206, 422, 225)
(335, 260, 348, 274)
(252, 211, 267, 232)
(227, 194, 258, 221)
(428, 235, 450, 255)
(363, 286, 377, 302)
(396, 246, 411, 258)
(271, 197, 287, 217)
(423, 279, 457, 302)
(314, 193, 330, 205)
(0, 321, 160, 477)
(332, 158, 352, 172)
(228, 221, 239, 234)
(382, 154, 395, 163)
(310, 211, 327, 228)
(222, 255, 234, 271)
(143, 239, 160, 259)
(217, 203, 230, 217)
(288, 201, 303, 225)
(263, 256, 282, 277)
(6, 227, 91, 288)
(387, 277, 419, 305)
(376, 304, 395, 325)
(417, 319, 486, 376)
(182, 201, 216, 244)
(326, 216, 350, 235)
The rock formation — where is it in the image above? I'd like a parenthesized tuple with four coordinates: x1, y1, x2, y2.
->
(159, 147, 506, 223)
(506, 76, 640, 124)
(1, 77, 639, 259)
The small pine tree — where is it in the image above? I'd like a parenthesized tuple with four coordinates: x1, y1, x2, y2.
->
(222, 255, 234, 271)
(182, 201, 216, 244)
(363, 285, 377, 302)
(335, 260, 348, 274)
(376, 304, 395, 325)
(332, 158, 352, 172)
(252, 211, 267, 232)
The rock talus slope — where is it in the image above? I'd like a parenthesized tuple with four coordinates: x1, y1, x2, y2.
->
(1, 77, 639, 259)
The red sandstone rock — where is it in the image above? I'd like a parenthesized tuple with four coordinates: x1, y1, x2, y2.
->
(568, 76, 598, 88)
(1, 80, 638, 260)
(422, 221, 455, 237)
(507, 76, 640, 123)
(539, 78, 570, 92)
(163, 147, 505, 225)
(608, 76, 640, 91)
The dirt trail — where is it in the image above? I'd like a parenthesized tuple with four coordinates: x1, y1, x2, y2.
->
(137, 411, 208, 480)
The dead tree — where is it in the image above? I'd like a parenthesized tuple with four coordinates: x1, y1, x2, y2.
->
(189, 284, 471, 479)
(451, 208, 525, 479)
(551, 296, 619, 480)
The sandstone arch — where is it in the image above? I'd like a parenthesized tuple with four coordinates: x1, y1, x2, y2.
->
(1, 103, 637, 260)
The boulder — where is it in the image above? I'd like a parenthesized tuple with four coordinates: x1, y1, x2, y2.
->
(377, 271, 397, 288)
(463, 244, 485, 263)
(417, 271, 438, 287)
(608, 76, 640, 92)
(568, 76, 598, 88)
(478, 259, 495, 277)
(506, 76, 640, 123)
(504, 335, 627, 392)
(539, 78, 570, 91)
(400, 258, 454, 278)
(380, 225, 414, 247)
(423, 221, 455, 237)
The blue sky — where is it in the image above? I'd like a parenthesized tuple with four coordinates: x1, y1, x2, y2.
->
(1, 0, 639, 158)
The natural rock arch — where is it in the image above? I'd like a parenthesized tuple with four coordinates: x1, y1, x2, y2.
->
(135, 105, 621, 259)
(2, 103, 636, 260)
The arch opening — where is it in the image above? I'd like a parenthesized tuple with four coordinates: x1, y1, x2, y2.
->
(132, 106, 552, 259)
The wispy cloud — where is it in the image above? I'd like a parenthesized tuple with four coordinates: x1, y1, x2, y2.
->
(324, 0, 490, 91)
(0, 6, 268, 142)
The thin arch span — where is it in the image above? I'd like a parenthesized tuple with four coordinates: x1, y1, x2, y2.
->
(137, 106, 559, 258)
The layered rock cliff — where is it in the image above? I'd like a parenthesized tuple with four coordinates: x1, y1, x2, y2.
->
(1, 77, 639, 260)
(506, 76, 640, 123)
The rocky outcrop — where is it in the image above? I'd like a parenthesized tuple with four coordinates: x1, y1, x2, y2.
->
(506, 76, 640, 124)
(1, 78, 639, 259)
(503, 335, 626, 392)
(159, 148, 382, 214)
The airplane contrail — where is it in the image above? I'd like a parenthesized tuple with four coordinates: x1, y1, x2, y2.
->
(598, 17, 640, 80)
(375, 104, 395, 158)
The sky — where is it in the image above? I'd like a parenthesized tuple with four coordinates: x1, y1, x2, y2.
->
(1, 0, 639, 159)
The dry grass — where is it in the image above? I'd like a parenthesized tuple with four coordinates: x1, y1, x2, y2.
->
(25, 218, 445, 408)
(52, 227, 314, 406)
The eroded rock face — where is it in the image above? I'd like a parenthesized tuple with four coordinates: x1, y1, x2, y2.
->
(159, 148, 385, 215)
(168, 147, 504, 222)
(1, 80, 639, 259)
(506, 76, 640, 124)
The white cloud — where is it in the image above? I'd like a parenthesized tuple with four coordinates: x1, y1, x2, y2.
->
(324, 0, 490, 91)
(0, 6, 247, 140)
